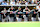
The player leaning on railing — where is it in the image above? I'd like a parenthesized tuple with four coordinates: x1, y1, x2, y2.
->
(16, 7, 23, 22)
(31, 7, 38, 21)
(10, 6, 16, 22)
(23, 7, 30, 22)
(38, 6, 40, 21)
(1, 8, 8, 22)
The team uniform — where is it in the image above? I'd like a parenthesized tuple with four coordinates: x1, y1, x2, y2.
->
(1, 9, 8, 22)
(38, 12, 40, 21)
(16, 10, 23, 22)
(38, 8, 40, 21)
(31, 9, 38, 21)
(6, 12, 10, 22)
(36, 6, 40, 21)
(1, 8, 10, 22)
(0, 12, 2, 22)
(10, 9, 16, 22)
(23, 9, 29, 22)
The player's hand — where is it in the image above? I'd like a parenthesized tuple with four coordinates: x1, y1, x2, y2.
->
(26, 11, 28, 14)
(18, 12, 20, 14)
(10, 11, 13, 14)
(34, 11, 36, 14)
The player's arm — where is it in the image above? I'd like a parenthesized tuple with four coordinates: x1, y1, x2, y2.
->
(28, 9, 31, 12)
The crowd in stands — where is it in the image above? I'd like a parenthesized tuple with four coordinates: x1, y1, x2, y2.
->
(0, 0, 40, 5)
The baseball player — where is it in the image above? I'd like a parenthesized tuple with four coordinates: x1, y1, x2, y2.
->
(10, 6, 16, 22)
(16, 7, 23, 22)
(38, 6, 40, 21)
(23, 7, 30, 22)
(31, 7, 38, 21)
(1, 8, 8, 22)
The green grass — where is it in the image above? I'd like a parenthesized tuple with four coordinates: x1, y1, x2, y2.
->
(0, 22, 40, 27)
